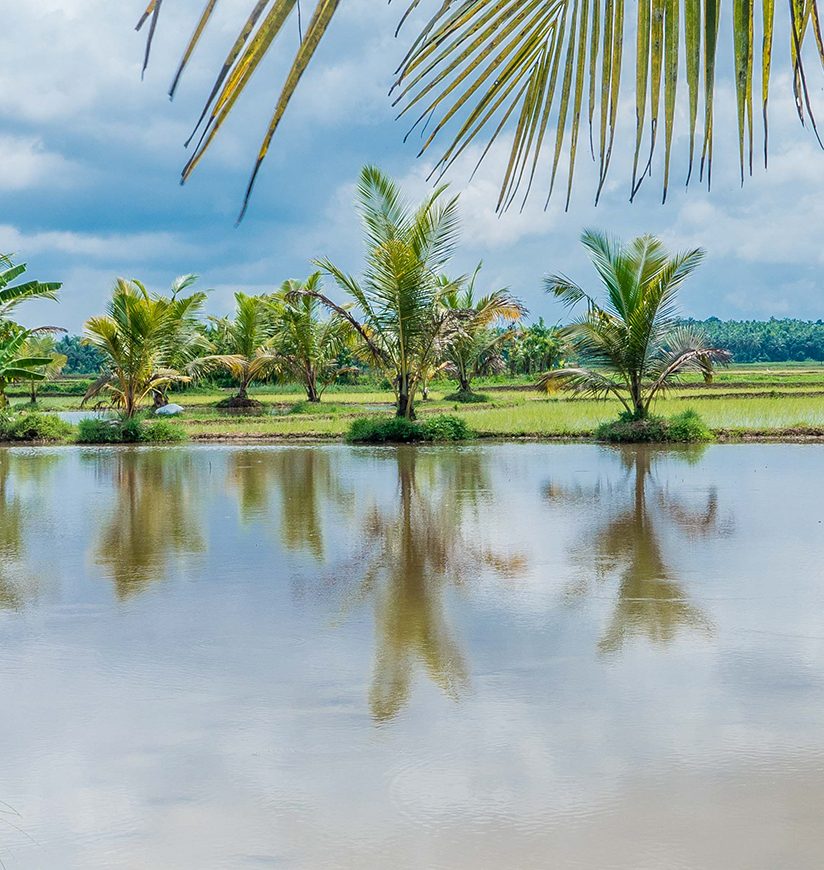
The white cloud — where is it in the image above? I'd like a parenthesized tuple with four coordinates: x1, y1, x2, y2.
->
(0, 136, 79, 191)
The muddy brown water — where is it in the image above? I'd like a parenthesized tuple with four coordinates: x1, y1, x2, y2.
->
(1, 443, 823, 868)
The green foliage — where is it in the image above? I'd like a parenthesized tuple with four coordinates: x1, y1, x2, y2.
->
(419, 414, 474, 442)
(192, 291, 279, 399)
(55, 335, 106, 375)
(77, 418, 124, 444)
(288, 401, 341, 415)
(540, 230, 730, 419)
(274, 274, 353, 402)
(683, 318, 824, 363)
(144, 0, 824, 218)
(83, 277, 206, 417)
(444, 389, 490, 403)
(503, 318, 566, 375)
(315, 166, 461, 420)
(0, 411, 71, 442)
(596, 410, 713, 444)
(7, 378, 93, 397)
(76, 416, 186, 444)
(346, 416, 423, 444)
(347, 413, 473, 443)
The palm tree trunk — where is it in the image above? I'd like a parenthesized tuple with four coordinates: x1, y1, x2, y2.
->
(397, 372, 415, 419)
(305, 368, 320, 402)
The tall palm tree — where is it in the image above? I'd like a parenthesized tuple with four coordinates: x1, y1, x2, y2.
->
(191, 291, 279, 406)
(0, 254, 61, 318)
(441, 265, 526, 398)
(140, 1, 824, 217)
(299, 165, 462, 419)
(274, 273, 353, 402)
(83, 278, 205, 418)
(537, 229, 730, 419)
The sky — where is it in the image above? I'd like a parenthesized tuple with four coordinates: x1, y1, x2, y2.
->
(2, 0, 823, 334)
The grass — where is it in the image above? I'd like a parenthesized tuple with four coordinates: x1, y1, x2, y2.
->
(6, 365, 824, 443)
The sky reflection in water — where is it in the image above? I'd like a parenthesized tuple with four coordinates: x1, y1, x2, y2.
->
(1, 443, 823, 869)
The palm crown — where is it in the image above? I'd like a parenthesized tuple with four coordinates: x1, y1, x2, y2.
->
(539, 229, 731, 417)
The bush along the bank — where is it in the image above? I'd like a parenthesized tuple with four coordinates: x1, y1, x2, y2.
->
(347, 413, 474, 444)
(0, 411, 72, 442)
(76, 416, 186, 444)
(596, 409, 713, 443)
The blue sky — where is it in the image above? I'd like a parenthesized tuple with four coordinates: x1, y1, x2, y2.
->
(2, 0, 823, 333)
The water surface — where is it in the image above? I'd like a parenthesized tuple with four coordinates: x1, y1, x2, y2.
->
(1, 443, 823, 868)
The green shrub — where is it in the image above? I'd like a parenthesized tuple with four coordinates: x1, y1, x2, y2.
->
(420, 414, 474, 441)
(444, 389, 490, 403)
(0, 411, 72, 442)
(347, 413, 474, 444)
(665, 409, 713, 442)
(76, 416, 186, 444)
(596, 409, 712, 443)
(140, 419, 187, 442)
(76, 418, 122, 443)
(347, 416, 423, 443)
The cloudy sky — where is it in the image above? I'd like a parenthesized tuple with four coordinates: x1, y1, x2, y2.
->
(2, 0, 823, 333)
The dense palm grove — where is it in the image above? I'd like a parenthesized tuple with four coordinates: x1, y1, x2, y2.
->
(682, 319, 824, 363)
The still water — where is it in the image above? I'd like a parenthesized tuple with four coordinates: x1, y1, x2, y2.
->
(1, 443, 823, 869)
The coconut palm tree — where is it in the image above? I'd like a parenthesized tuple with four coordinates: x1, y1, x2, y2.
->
(0, 326, 55, 408)
(273, 273, 353, 402)
(22, 335, 68, 404)
(441, 266, 526, 400)
(140, 1, 824, 218)
(190, 291, 279, 407)
(83, 278, 205, 418)
(537, 229, 730, 419)
(299, 165, 462, 419)
(152, 274, 210, 407)
(0, 254, 61, 318)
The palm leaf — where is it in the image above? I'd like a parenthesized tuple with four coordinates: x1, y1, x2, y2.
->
(142, 0, 824, 216)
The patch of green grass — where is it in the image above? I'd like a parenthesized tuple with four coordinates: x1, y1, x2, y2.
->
(0, 411, 72, 442)
(443, 389, 490, 403)
(596, 409, 713, 443)
(346, 413, 474, 444)
(76, 416, 186, 444)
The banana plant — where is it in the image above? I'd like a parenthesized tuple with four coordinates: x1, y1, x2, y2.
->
(139, 0, 824, 218)
(0, 326, 53, 408)
(0, 255, 61, 318)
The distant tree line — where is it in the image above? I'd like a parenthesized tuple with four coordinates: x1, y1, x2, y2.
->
(55, 316, 824, 376)
(682, 318, 824, 363)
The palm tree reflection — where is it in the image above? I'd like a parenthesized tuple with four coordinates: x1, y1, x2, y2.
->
(93, 450, 205, 598)
(0, 452, 60, 609)
(345, 447, 525, 721)
(227, 448, 350, 559)
(546, 446, 729, 653)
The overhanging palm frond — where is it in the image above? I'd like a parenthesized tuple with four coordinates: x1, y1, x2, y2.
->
(142, 0, 824, 218)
